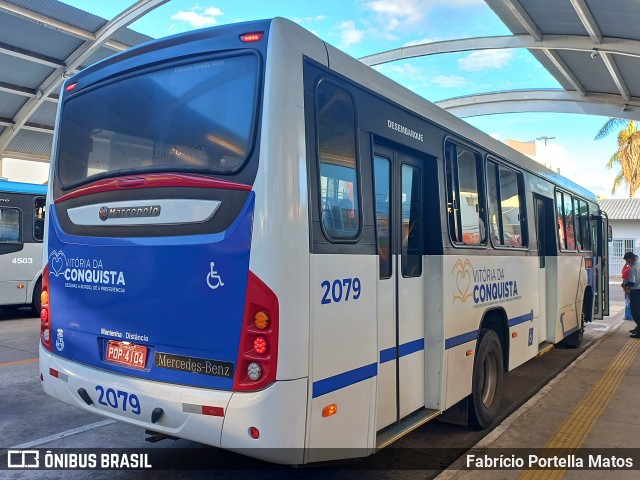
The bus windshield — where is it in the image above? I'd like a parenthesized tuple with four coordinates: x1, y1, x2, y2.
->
(56, 53, 259, 189)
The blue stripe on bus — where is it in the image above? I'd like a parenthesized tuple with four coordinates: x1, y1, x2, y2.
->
(508, 310, 534, 327)
(379, 338, 425, 364)
(445, 330, 479, 349)
(380, 346, 396, 364)
(445, 310, 536, 350)
(399, 338, 425, 357)
(318, 311, 536, 397)
(312, 363, 377, 398)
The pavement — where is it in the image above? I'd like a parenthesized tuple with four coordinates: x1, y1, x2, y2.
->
(437, 291, 640, 480)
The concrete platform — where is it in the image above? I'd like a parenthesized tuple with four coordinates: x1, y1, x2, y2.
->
(438, 295, 640, 480)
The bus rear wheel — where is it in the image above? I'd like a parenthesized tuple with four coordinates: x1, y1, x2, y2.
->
(31, 278, 42, 317)
(469, 329, 504, 430)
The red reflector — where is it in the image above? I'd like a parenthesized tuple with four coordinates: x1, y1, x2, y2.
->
(240, 32, 263, 42)
(49, 368, 59, 378)
(65, 82, 77, 92)
(201, 405, 224, 417)
(249, 426, 260, 439)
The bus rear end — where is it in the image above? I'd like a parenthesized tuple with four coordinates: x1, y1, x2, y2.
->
(40, 20, 306, 463)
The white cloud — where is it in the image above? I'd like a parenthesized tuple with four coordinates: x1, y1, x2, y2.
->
(363, 0, 425, 32)
(171, 5, 223, 28)
(361, 0, 483, 35)
(380, 64, 468, 90)
(458, 50, 513, 72)
(293, 15, 327, 24)
(365, 0, 422, 18)
(337, 20, 364, 48)
(431, 75, 468, 88)
(446, 0, 485, 6)
(384, 63, 422, 80)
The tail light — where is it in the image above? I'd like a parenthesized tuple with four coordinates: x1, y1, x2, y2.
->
(40, 263, 52, 351)
(233, 271, 279, 391)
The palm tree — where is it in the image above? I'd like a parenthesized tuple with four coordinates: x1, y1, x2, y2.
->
(595, 118, 640, 198)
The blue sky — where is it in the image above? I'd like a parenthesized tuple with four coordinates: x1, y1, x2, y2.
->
(58, 0, 626, 198)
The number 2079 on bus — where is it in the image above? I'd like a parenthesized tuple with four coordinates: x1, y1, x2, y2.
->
(321, 277, 361, 304)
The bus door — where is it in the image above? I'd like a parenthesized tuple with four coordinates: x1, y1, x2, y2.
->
(373, 143, 425, 431)
(534, 195, 555, 343)
(593, 212, 610, 319)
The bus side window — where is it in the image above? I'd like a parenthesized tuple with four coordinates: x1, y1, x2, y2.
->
(33, 197, 46, 242)
(445, 142, 485, 245)
(0, 207, 21, 243)
(556, 191, 567, 250)
(486, 161, 526, 248)
(564, 193, 576, 250)
(573, 197, 582, 251)
(374, 155, 391, 279)
(579, 200, 591, 251)
(316, 81, 360, 241)
(401, 164, 422, 277)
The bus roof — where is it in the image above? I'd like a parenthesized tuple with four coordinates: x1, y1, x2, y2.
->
(0, 179, 47, 195)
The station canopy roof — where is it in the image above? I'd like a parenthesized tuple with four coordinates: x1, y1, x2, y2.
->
(1, 0, 640, 165)
(0, 0, 166, 164)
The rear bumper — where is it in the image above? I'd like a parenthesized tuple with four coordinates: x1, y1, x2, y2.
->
(40, 345, 307, 464)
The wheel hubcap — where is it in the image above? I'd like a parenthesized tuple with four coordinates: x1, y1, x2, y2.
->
(481, 350, 498, 407)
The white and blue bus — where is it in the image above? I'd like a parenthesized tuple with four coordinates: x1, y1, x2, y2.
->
(0, 179, 46, 315)
(40, 18, 609, 464)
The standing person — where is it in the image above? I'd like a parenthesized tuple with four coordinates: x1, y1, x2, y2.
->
(622, 259, 632, 320)
(622, 252, 640, 338)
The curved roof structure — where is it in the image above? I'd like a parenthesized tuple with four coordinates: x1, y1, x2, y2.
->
(0, 0, 168, 164)
(361, 0, 640, 120)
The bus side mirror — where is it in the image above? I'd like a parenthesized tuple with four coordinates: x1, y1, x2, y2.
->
(608, 225, 613, 242)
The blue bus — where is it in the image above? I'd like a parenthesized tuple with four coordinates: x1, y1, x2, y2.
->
(0, 179, 46, 314)
(40, 18, 608, 464)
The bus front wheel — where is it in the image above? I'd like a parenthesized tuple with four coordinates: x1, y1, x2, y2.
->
(468, 329, 504, 430)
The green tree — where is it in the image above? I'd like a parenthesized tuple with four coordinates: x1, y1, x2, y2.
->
(595, 118, 640, 198)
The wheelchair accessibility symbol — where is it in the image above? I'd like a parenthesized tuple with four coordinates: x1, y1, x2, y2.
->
(206, 262, 225, 290)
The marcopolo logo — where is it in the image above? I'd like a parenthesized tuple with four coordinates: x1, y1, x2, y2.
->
(99, 205, 161, 221)
(452, 258, 521, 306)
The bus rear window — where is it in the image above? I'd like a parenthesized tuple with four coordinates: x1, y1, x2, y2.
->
(57, 54, 259, 188)
(0, 208, 21, 243)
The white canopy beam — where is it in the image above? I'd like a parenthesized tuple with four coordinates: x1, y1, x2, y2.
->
(0, 0, 170, 155)
(359, 35, 640, 67)
(436, 90, 640, 120)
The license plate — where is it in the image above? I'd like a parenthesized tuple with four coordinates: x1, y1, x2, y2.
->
(106, 341, 147, 369)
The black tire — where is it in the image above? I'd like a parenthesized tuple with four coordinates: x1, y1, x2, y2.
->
(468, 329, 504, 430)
(31, 278, 42, 317)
